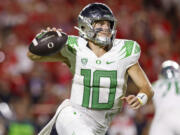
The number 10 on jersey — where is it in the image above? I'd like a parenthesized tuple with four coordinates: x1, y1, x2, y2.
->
(81, 69, 117, 109)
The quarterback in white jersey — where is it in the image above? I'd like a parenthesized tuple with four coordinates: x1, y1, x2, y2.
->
(28, 3, 154, 135)
(149, 60, 180, 135)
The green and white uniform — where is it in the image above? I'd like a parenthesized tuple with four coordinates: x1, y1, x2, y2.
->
(149, 78, 180, 135)
(55, 36, 141, 135)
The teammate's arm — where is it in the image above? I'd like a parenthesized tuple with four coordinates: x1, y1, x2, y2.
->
(122, 63, 154, 109)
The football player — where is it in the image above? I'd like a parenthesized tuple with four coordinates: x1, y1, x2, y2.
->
(149, 60, 180, 135)
(27, 3, 154, 135)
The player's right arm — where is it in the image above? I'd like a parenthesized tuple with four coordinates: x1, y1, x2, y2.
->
(27, 49, 70, 67)
(27, 51, 66, 62)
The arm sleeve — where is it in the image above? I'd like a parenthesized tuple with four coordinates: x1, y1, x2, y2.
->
(125, 41, 141, 69)
(60, 35, 78, 57)
(60, 35, 78, 73)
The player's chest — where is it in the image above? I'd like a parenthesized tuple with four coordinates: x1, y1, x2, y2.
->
(73, 49, 128, 85)
(75, 51, 118, 70)
(75, 48, 127, 72)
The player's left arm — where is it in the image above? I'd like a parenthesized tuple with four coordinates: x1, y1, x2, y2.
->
(122, 63, 154, 109)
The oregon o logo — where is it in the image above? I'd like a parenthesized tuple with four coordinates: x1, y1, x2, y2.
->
(96, 60, 101, 64)
(47, 42, 54, 48)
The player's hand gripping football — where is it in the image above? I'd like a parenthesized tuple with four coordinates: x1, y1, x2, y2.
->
(121, 95, 142, 110)
(28, 27, 61, 59)
(29, 27, 67, 56)
(39, 27, 62, 34)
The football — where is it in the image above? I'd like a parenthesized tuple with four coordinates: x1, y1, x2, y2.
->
(29, 31, 68, 56)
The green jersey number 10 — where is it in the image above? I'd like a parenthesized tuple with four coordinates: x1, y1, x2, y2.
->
(81, 69, 117, 109)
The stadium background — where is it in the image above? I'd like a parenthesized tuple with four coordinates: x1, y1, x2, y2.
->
(0, 0, 180, 135)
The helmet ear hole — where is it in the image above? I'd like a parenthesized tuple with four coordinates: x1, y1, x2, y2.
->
(81, 26, 85, 30)
(110, 21, 114, 30)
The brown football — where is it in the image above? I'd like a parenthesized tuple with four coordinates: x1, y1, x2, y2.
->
(29, 31, 68, 56)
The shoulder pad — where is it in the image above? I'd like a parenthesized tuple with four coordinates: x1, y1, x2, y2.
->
(66, 36, 79, 54)
(120, 40, 141, 59)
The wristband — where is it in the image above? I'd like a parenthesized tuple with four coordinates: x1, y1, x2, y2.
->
(136, 93, 148, 106)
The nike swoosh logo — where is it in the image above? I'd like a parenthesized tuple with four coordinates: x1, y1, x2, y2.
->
(140, 95, 145, 99)
(106, 61, 115, 64)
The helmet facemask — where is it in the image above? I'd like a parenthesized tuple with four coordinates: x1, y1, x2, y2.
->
(75, 3, 117, 47)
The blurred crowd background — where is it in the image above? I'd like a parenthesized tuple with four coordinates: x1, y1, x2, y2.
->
(0, 0, 180, 135)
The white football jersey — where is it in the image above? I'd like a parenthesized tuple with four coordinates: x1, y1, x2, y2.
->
(59, 36, 140, 126)
(152, 78, 180, 114)
(150, 77, 180, 135)
(60, 36, 140, 109)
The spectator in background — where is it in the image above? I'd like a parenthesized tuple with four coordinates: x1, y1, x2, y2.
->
(6, 96, 37, 135)
(149, 60, 180, 135)
(0, 118, 6, 135)
(108, 106, 137, 135)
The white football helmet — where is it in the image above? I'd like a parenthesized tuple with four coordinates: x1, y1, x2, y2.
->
(75, 3, 117, 47)
(160, 60, 180, 79)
